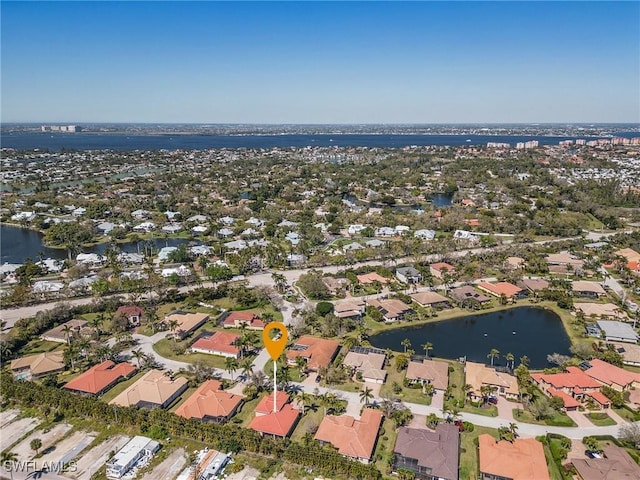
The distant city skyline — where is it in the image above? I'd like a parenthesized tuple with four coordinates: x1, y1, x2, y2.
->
(1, 1, 639, 124)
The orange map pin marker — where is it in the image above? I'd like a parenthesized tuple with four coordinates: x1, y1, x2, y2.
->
(263, 322, 288, 361)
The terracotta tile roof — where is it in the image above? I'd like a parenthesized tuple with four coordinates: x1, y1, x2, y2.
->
(614, 248, 640, 263)
(477, 281, 523, 298)
(465, 362, 519, 397)
(255, 391, 290, 415)
(584, 359, 640, 389)
(479, 435, 550, 480)
(248, 403, 300, 437)
(314, 409, 383, 461)
(174, 380, 243, 421)
(547, 387, 580, 409)
(406, 359, 449, 390)
(531, 366, 601, 390)
(63, 360, 136, 395)
(285, 336, 340, 371)
(222, 311, 265, 330)
(410, 291, 450, 306)
(191, 331, 240, 357)
(393, 425, 459, 480)
(115, 305, 143, 318)
(356, 272, 390, 285)
(10, 351, 65, 377)
(430, 262, 455, 273)
(585, 390, 611, 406)
(109, 369, 188, 408)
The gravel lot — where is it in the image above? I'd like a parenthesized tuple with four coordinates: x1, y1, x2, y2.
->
(0, 409, 20, 427)
(39, 431, 96, 465)
(138, 448, 186, 480)
(12, 423, 72, 461)
(66, 434, 129, 480)
(0, 416, 41, 453)
(226, 466, 260, 480)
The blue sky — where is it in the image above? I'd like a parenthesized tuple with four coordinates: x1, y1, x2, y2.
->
(1, 1, 639, 123)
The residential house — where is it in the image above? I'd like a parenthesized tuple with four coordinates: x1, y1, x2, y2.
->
(614, 248, 640, 263)
(518, 278, 550, 295)
(109, 369, 188, 409)
(572, 281, 607, 298)
(314, 409, 383, 464)
(164, 312, 209, 339)
(106, 435, 160, 479)
(414, 229, 436, 240)
(356, 272, 390, 285)
(531, 367, 610, 410)
(191, 332, 241, 358)
(477, 281, 526, 300)
(596, 320, 638, 343)
(63, 361, 137, 396)
(40, 319, 90, 343)
(583, 358, 640, 392)
(465, 362, 519, 402)
(333, 299, 366, 320)
(609, 342, 640, 367)
(478, 435, 550, 480)
(10, 351, 65, 380)
(504, 257, 525, 270)
(222, 311, 265, 330)
(286, 336, 340, 371)
(405, 359, 449, 391)
(248, 391, 300, 438)
(575, 303, 627, 321)
(449, 286, 491, 309)
(396, 266, 422, 284)
(322, 276, 350, 295)
(572, 444, 640, 480)
(375, 226, 396, 237)
(175, 380, 243, 424)
(114, 305, 144, 327)
(429, 262, 456, 279)
(393, 424, 459, 480)
(410, 291, 452, 309)
(366, 298, 413, 322)
(546, 251, 584, 268)
(343, 349, 387, 383)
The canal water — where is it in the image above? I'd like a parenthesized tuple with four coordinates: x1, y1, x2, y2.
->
(0, 224, 192, 264)
(369, 306, 572, 369)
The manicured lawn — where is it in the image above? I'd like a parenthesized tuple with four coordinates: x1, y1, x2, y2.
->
(379, 362, 433, 406)
(263, 362, 304, 383)
(542, 442, 565, 480)
(99, 370, 148, 403)
(459, 425, 499, 480)
(232, 396, 263, 427)
(445, 360, 465, 409)
(463, 404, 498, 417)
(512, 408, 577, 427)
(152, 339, 230, 369)
(373, 418, 398, 476)
(20, 339, 64, 355)
(585, 412, 616, 426)
(613, 406, 640, 422)
(290, 407, 323, 442)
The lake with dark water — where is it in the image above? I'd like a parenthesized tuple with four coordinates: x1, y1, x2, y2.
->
(369, 306, 572, 369)
(2, 132, 638, 151)
(0, 224, 191, 264)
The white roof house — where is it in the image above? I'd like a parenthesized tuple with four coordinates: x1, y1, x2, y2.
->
(76, 253, 105, 265)
(11, 211, 36, 221)
(106, 436, 160, 479)
(158, 246, 178, 262)
(133, 221, 156, 232)
(218, 228, 234, 238)
(218, 216, 235, 225)
(375, 227, 395, 237)
(414, 229, 436, 240)
(32, 281, 64, 293)
(162, 223, 182, 233)
(187, 214, 208, 223)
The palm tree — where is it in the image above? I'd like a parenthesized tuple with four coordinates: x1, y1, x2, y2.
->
(30, 438, 42, 455)
(508, 422, 518, 438)
(422, 342, 433, 359)
(168, 319, 180, 341)
(505, 352, 515, 370)
(519, 355, 530, 368)
(131, 349, 145, 368)
(240, 358, 253, 380)
(271, 272, 287, 293)
(89, 314, 104, 339)
(463, 383, 473, 403)
(487, 348, 500, 367)
(225, 357, 238, 381)
(359, 386, 373, 406)
(61, 324, 73, 345)
(294, 355, 307, 375)
(1, 451, 18, 480)
(401, 338, 412, 353)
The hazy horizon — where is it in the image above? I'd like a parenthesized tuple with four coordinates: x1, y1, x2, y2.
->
(2, 1, 639, 124)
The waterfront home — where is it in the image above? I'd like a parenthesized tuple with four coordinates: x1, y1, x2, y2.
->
(174, 380, 243, 424)
(518, 278, 550, 294)
(583, 358, 640, 392)
(109, 369, 188, 409)
(477, 281, 526, 300)
(410, 291, 451, 309)
(574, 303, 628, 320)
(571, 281, 607, 298)
(405, 358, 449, 391)
(343, 349, 387, 383)
(63, 361, 136, 396)
(393, 424, 459, 480)
(132, 221, 156, 232)
(429, 262, 456, 279)
(314, 409, 383, 464)
(448, 286, 491, 309)
(10, 351, 65, 380)
(465, 362, 519, 402)
(285, 335, 340, 372)
(366, 298, 413, 322)
(248, 391, 300, 438)
(478, 435, 550, 480)
(190, 331, 240, 358)
(595, 320, 638, 343)
(609, 342, 640, 366)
